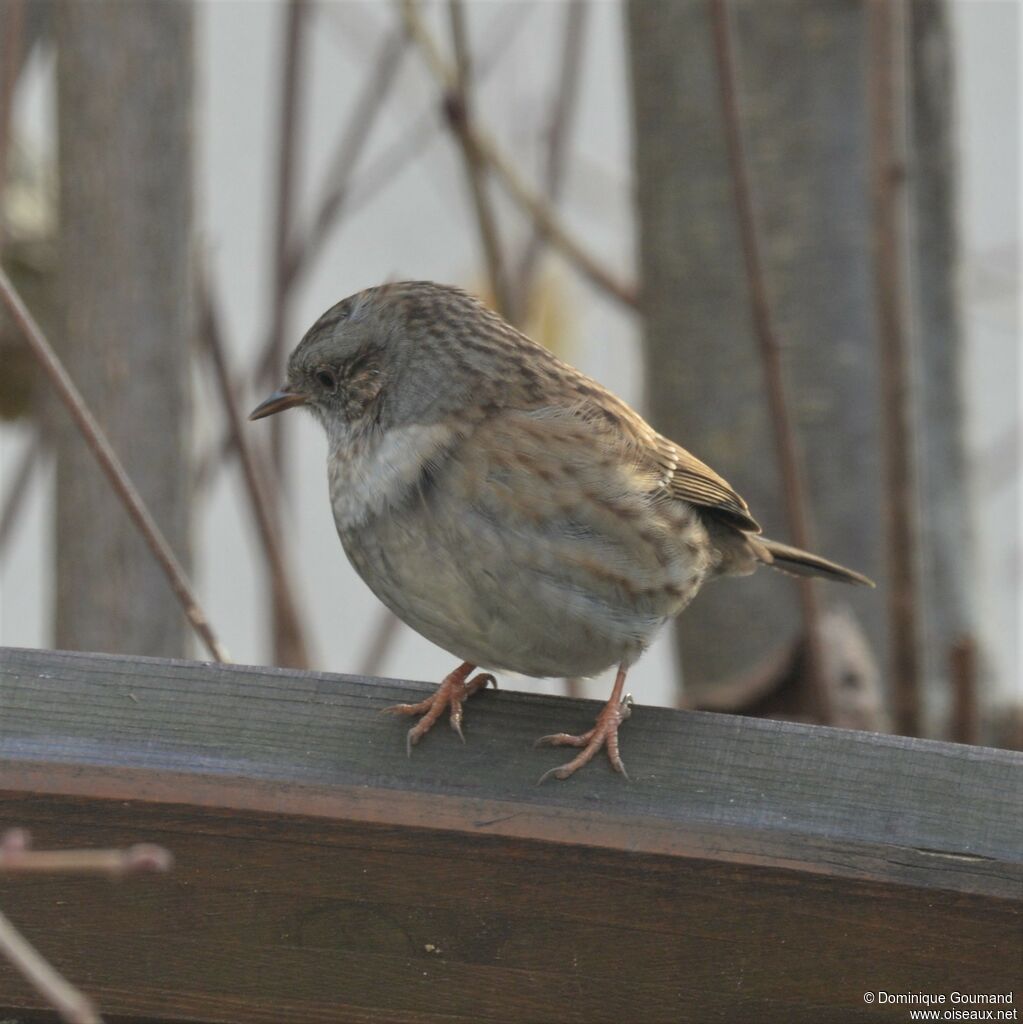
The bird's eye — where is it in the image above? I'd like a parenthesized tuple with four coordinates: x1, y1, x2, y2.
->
(315, 368, 337, 390)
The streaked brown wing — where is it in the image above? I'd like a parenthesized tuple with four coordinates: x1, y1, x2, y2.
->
(655, 438, 761, 532)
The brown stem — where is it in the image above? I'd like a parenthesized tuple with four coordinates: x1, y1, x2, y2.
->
(868, 0, 922, 736)
(515, 0, 588, 318)
(265, 0, 308, 667)
(401, 0, 636, 311)
(256, 26, 409, 386)
(205, 6, 534, 500)
(709, 0, 831, 724)
(0, 909, 102, 1023)
(482, 124, 637, 310)
(446, 0, 511, 319)
(0, 268, 228, 662)
(281, 29, 409, 297)
(198, 277, 312, 669)
(267, 0, 307, 416)
(0, 836, 173, 878)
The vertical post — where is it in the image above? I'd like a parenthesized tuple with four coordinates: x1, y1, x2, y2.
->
(54, 1, 194, 657)
(627, 0, 882, 704)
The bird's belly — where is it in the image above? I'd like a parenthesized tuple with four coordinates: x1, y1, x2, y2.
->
(336, 493, 707, 679)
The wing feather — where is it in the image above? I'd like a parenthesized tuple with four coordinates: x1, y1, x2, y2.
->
(658, 440, 761, 532)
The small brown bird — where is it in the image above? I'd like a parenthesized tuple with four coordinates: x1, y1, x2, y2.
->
(251, 281, 872, 782)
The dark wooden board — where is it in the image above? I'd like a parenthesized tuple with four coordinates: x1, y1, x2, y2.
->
(1, 647, 1020, 1023)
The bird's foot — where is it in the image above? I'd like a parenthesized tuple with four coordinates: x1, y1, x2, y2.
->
(383, 662, 497, 755)
(535, 691, 634, 783)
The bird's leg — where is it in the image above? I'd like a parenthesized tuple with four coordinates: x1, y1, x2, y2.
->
(383, 661, 497, 755)
(535, 664, 633, 783)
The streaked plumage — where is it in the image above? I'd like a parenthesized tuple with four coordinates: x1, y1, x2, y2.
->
(251, 280, 872, 781)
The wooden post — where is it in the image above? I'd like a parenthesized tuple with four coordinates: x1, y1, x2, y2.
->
(53, 2, 193, 658)
(1, 647, 1020, 1022)
(627, 1, 883, 698)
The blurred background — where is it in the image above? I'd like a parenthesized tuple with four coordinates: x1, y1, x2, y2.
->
(0, 0, 1018, 746)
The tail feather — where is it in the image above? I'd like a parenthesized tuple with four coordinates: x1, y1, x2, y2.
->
(753, 537, 875, 588)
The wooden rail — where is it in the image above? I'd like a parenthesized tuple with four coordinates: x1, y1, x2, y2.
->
(0, 646, 1020, 1023)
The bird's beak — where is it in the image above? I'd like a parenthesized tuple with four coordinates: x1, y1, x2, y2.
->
(248, 387, 307, 421)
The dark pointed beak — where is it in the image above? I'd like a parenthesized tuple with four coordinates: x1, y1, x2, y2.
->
(248, 387, 307, 421)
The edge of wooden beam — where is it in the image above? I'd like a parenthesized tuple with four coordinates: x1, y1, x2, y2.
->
(2, 646, 1021, 901)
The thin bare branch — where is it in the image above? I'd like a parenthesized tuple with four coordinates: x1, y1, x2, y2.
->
(320, 0, 535, 81)
(0, 832, 172, 877)
(515, 0, 588, 317)
(252, 6, 525, 386)
(256, 26, 409, 386)
(0, 429, 37, 556)
(868, 0, 922, 736)
(203, 5, 531, 512)
(0, 909, 102, 1023)
(266, 0, 307, 408)
(709, 0, 831, 724)
(484, 132, 636, 309)
(264, 0, 309, 667)
(0, 267, 229, 662)
(198, 278, 312, 669)
(286, 29, 408, 287)
(344, 93, 449, 221)
(446, 0, 511, 318)
(400, 0, 637, 311)
(0, 830, 172, 1024)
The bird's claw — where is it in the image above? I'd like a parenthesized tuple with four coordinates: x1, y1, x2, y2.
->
(535, 691, 634, 784)
(383, 666, 495, 754)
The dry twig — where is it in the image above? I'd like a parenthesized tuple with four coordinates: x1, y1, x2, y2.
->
(0, 267, 228, 662)
(514, 0, 588, 318)
(283, 28, 408, 293)
(0, 829, 173, 1024)
(198, 277, 312, 668)
(0, 911, 101, 1024)
(262, 0, 310, 667)
(267, 0, 308, 436)
(0, 829, 173, 876)
(446, 0, 512, 318)
(256, 26, 409, 386)
(868, 0, 922, 735)
(400, 0, 636, 311)
(709, 0, 831, 723)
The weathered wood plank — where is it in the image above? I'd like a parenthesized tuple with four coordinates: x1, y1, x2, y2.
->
(0, 647, 1020, 1023)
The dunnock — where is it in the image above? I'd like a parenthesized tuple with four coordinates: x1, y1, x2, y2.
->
(251, 281, 872, 782)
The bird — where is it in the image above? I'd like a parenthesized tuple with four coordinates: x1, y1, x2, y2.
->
(250, 280, 873, 783)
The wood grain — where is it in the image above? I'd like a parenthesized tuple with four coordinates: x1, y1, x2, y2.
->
(1, 647, 1020, 1023)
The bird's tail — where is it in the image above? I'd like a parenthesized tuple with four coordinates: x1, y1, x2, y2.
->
(752, 537, 875, 588)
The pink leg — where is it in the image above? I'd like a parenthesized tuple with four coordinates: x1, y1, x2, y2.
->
(535, 664, 634, 783)
(383, 662, 497, 755)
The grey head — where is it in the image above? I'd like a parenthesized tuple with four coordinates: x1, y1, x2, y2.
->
(248, 280, 533, 437)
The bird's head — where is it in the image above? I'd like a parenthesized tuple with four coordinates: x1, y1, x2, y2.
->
(249, 280, 505, 440)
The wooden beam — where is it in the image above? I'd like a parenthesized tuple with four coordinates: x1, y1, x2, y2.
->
(1, 646, 1020, 1022)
